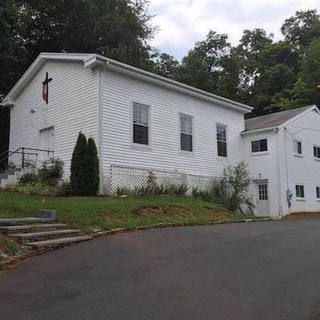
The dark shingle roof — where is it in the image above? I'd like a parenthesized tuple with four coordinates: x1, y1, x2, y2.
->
(244, 106, 315, 132)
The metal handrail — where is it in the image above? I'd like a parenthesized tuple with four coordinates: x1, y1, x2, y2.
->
(0, 147, 22, 162)
(0, 150, 8, 159)
(0, 147, 54, 169)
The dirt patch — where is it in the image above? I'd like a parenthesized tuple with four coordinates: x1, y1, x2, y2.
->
(131, 205, 164, 217)
(104, 212, 114, 224)
(165, 205, 193, 217)
(0, 234, 29, 262)
(285, 212, 320, 220)
(207, 208, 232, 221)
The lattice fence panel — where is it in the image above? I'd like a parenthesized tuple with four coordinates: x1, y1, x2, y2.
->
(107, 164, 213, 195)
(187, 174, 213, 191)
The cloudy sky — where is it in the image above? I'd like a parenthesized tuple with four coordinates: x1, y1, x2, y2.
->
(148, 0, 319, 60)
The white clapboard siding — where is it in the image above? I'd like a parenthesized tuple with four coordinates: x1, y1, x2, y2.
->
(100, 69, 246, 180)
(279, 109, 320, 215)
(9, 60, 99, 177)
(242, 130, 280, 217)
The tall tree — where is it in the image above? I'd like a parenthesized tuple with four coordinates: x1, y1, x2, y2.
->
(236, 29, 273, 107)
(153, 53, 180, 80)
(18, 0, 155, 69)
(299, 39, 320, 106)
(179, 31, 231, 93)
(281, 9, 320, 51)
(250, 41, 299, 113)
(0, 0, 26, 168)
(0, 0, 155, 169)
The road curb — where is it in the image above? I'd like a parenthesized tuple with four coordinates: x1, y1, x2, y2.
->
(91, 217, 273, 239)
(0, 217, 273, 271)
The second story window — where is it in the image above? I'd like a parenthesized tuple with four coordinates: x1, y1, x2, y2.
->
(133, 103, 149, 145)
(294, 140, 302, 155)
(314, 146, 320, 159)
(216, 124, 227, 157)
(251, 139, 268, 153)
(180, 114, 193, 152)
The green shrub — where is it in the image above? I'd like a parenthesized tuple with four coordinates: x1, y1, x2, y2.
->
(116, 187, 132, 196)
(38, 159, 64, 186)
(19, 172, 38, 185)
(56, 181, 72, 197)
(70, 133, 100, 196)
(192, 187, 200, 197)
(146, 170, 157, 193)
(4, 183, 56, 196)
(85, 137, 100, 195)
(116, 181, 188, 197)
(205, 162, 254, 213)
(0, 238, 21, 256)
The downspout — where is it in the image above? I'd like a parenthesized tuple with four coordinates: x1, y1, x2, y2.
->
(98, 68, 104, 193)
(276, 128, 282, 218)
(284, 127, 291, 215)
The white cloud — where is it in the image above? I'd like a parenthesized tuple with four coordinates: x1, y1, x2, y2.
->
(148, 0, 320, 60)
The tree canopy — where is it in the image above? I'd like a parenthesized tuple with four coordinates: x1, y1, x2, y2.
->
(1, 5, 320, 163)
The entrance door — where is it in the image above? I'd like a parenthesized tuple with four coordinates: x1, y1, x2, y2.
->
(39, 127, 55, 163)
(256, 182, 269, 216)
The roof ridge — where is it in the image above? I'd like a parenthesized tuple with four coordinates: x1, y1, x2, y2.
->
(244, 105, 318, 133)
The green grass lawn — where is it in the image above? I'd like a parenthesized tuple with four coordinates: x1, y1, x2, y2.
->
(0, 192, 254, 234)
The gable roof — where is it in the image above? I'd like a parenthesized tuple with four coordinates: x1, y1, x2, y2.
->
(2, 52, 252, 113)
(243, 105, 318, 133)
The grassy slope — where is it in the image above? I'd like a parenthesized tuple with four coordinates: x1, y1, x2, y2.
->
(0, 192, 253, 234)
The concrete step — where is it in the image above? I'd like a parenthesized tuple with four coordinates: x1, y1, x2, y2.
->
(0, 217, 56, 226)
(25, 235, 92, 248)
(11, 229, 81, 243)
(0, 223, 67, 235)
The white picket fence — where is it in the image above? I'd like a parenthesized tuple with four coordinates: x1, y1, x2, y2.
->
(106, 164, 213, 195)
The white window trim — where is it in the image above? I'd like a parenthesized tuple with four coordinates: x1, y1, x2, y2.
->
(257, 183, 269, 201)
(313, 144, 320, 160)
(295, 183, 305, 201)
(293, 139, 303, 157)
(130, 102, 152, 150)
(250, 137, 268, 155)
(316, 186, 320, 201)
(216, 122, 228, 158)
(179, 112, 195, 154)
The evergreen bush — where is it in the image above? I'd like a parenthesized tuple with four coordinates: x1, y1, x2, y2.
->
(86, 137, 100, 195)
(70, 133, 100, 196)
(70, 132, 88, 195)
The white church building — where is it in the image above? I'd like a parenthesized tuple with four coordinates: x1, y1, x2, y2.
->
(2, 52, 320, 218)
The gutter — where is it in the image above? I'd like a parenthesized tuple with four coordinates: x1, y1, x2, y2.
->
(84, 55, 253, 114)
(0, 100, 14, 108)
(241, 126, 278, 135)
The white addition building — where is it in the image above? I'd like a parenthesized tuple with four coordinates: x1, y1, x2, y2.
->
(1, 52, 320, 218)
(243, 105, 320, 218)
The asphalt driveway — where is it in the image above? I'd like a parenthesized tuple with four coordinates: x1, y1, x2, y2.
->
(1, 219, 320, 320)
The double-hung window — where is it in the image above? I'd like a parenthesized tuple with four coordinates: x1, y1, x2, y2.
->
(251, 139, 268, 153)
(180, 114, 193, 152)
(316, 186, 320, 199)
(314, 146, 320, 159)
(295, 185, 305, 199)
(216, 124, 227, 157)
(132, 103, 149, 145)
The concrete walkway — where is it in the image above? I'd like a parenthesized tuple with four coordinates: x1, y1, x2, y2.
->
(1, 220, 320, 319)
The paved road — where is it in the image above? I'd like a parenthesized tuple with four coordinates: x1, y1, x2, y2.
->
(1, 220, 320, 320)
